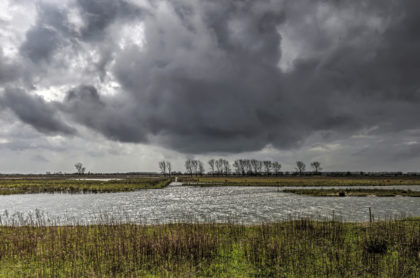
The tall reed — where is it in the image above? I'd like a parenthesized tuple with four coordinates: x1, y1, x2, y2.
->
(0, 214, 418, 277)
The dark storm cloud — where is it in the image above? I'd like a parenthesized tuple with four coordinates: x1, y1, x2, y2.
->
(1, 88, 75, 135)
(20, 1, 142, 64)
(101, 0, 370, 152)
(76, 0, 143, 40)
(20, 26, 61, 63)
(20, 4, 72, 63)
(4, 0, 420, 156)
(61, 85, 147, 142)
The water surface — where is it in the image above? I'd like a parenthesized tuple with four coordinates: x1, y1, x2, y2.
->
(1, 184, 419, 225)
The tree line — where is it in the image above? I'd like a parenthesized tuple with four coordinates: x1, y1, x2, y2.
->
(158, 159, 322, 176)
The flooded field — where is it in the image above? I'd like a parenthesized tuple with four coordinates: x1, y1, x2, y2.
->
(1, 184, 419, 225)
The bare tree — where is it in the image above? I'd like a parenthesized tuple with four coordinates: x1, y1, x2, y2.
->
(272, 162, 281, 175)
(263, 161, 272, 175)
(256, 160, 263, 175)
(185, 159, 193, 176)
(238, 159, 248, 176)
(198, 160, 205, 175)
(310, 161, 322, 174)
(215, 158, 223, 176)
(166, 161, 172, 176)
(158, 161, 167, 176)
(208, 159, 215, 176)
(295, 161, 306, 175)
(233, 160, 240, 175)
(244, 159, 252, 175)
(250, 159, 259, 175)
(74, 162, 86, 175)
(191, 160, 198, 176)
(222, 159, 230, 175)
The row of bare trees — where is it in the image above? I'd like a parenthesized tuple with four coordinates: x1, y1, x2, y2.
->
(159, 159, 322, 176)
(207, 159, 231, 176)
(184, 159, 205, 176)
(295, 161, 323, 175)
(158, 161, 172, 176)
(231, 159, 282, 176)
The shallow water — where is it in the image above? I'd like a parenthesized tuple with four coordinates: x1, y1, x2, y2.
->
(0, 184, 419, 225)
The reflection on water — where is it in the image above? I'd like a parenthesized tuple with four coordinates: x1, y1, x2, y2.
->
(1, 184, 419, 225)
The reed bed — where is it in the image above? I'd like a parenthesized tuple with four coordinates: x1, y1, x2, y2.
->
(180, 176, 420, 187)
(0, 215, 418, 277)
(284, 188, 420, 197)
(0, 178, 171, 195)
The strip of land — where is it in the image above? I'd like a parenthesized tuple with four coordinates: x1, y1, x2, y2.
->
(1, 176, 420, 195)
(283, 188, 420, 197)
(180, 176, 420, 187)
(0, 177, 171, 195)
(0, 218, 418, 277)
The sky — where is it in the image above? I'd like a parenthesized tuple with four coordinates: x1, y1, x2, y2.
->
(1, 0, 420, 174)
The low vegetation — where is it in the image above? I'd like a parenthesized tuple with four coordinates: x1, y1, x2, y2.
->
(0, 217, 418, 277)
(180, 176, 420, 187)
(284, 188, 420, 197)
(0, 177, 171, 195)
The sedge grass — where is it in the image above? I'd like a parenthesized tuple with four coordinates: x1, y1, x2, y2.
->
(0, 216, 418, 277)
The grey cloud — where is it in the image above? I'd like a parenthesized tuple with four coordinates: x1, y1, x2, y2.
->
(58, 0, 420, 153)
(5, 0, 420, 158)
(20, 4, 72, 63)
(1, 88, 76, 135)
(20, 26, 61, 63)
(0, 52, 20, 84)
(76, 0, 142, 40)
(61, 85, 147, 142)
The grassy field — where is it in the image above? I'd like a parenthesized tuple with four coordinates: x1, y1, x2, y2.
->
(0, 177, 171, 195)
(284, 188, 420, 197)
(0, 218, 418, 277)
(179, 176, 420, 187)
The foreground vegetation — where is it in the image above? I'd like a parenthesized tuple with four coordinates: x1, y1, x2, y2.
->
(0, 177, 171, 195)
(0, 218, 418, 277)
(284, 188, 420, 197)
(180, 176, 420, 187)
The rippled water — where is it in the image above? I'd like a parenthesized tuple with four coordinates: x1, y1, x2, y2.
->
(1, 184, 419, 225)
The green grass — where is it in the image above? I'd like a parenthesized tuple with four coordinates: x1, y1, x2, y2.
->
(0, 218, 418, 277)
(180, 176, 420, 187)
(284, 188, 420, 197)
(0, 177, 171, 195)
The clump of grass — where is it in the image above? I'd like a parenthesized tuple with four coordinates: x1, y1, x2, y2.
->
(284, 188, 420, 197)
(0, 214, 418, 277)
(363, 234, 388, 254)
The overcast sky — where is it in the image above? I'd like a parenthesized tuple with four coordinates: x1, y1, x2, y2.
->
(1, 0, 420, 173)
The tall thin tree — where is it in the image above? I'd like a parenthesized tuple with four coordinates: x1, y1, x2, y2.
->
(295, 161, 306, 175)
(310, 161, 322, 174)
(159, 161, 167, 176)
(208, 159, 215, 176)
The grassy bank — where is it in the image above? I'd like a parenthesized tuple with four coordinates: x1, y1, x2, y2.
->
(0, 177, 171, 195)
(180, 176, 420, 187)
(0, 218, 418, 277)
(284, 188, 420, 197)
